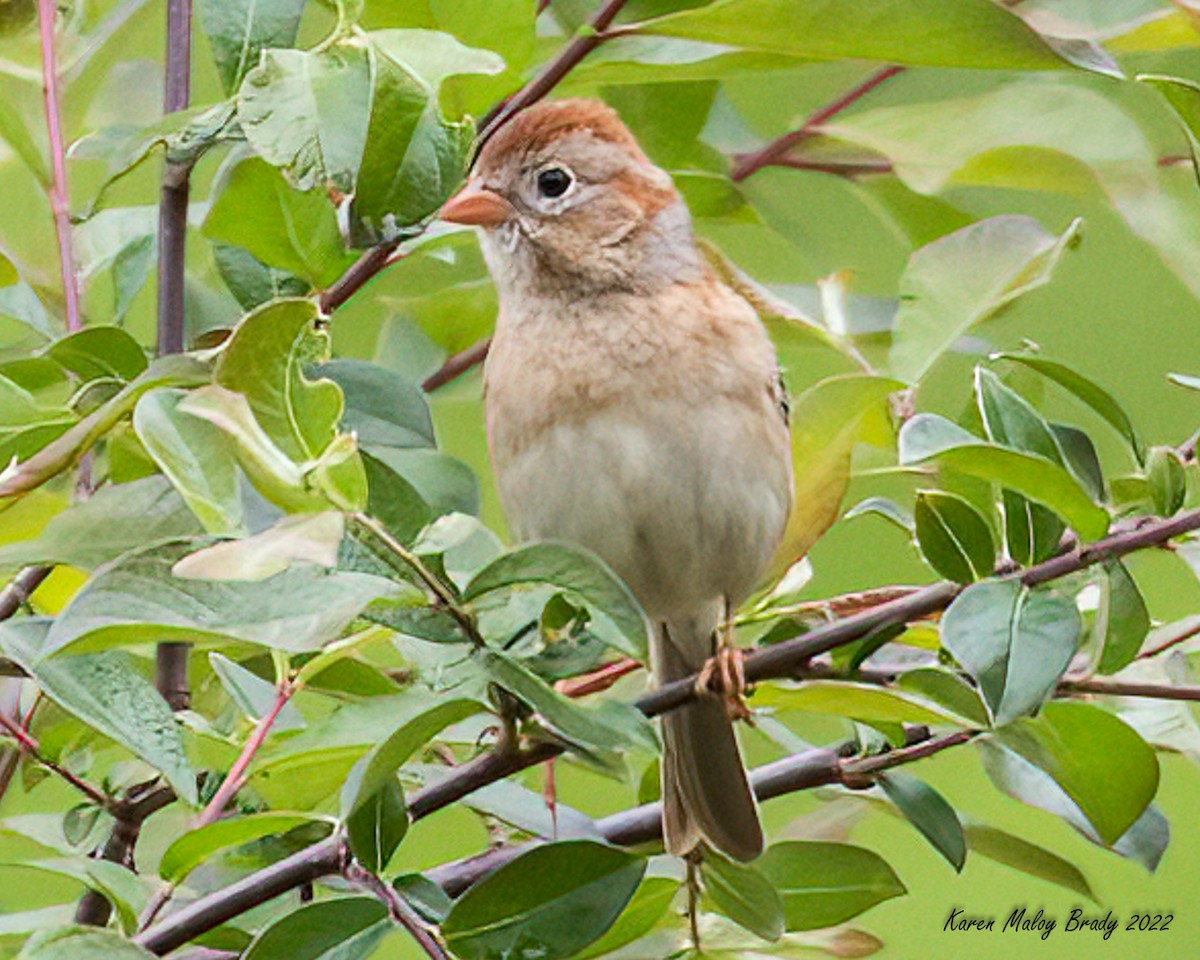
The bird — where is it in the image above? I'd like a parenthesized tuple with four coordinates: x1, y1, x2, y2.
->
(438, 98, 793, 862)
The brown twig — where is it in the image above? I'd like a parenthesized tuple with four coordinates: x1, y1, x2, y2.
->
(35, 0, 81, 332)
(347, 863, 452, 960)
(730, 66, 904, 182)
(0, 709, 111, 809)
(1137, 616, 1200, 660)
(421, 337, 493, 392)
(766, 156, 894, 178)
(0, 565, 51, 621)
(478, 0, 634, 147)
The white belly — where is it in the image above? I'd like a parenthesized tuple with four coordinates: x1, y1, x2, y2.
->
(493, 397, 791, 621)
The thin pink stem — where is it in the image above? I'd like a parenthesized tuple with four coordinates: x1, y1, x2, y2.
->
(35, 0, 81, 333)
(194, 684, 294, 829)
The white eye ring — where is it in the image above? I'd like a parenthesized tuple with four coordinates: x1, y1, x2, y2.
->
(534, 164, 576, 202)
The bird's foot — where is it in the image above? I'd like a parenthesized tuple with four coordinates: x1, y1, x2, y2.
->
(695, 647, 753, 723)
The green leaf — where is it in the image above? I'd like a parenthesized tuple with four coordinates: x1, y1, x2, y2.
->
(237, 41, 372, 192)
(111, 234, 156, 324)
(317, 359, 435, 450)
(464, 542, 649, 661)
(758, 841, 906, 931)
(1140, 73, 1200, 191)
(44, 327, 147, 383)
(893, 668, 990, 728)
(339, 698, 480, 820)
(1002, 490, 1064, 567)
(442, 841, 646, 960)
(362, 452, 434, 544)
(202, 158, 353, 286)
(889, 216, 1080, 383)
(42, 540, 397, 656)
(209, 652, 305, 729)
(18, 927, 157, 959)
(348, 36, 477, 244)
(0, 476, 203, 570)
(477, 649, 655, 753)
(574, 877, 680, 960)
(212, 243, 311, 311)
(0, 619, 198, 804)
(754, 679, 974, 727)
(703, 854, 785, 942)
(941, 579, 1079, 726)
(199, 0, 307, 94)
(159, 812, 329, 884)
(898, 414, 1109, 539)
(981, 701, 1160, 845)
(1095, 561, 1150, 674)
(1148, 446, 1187, 516)
(242, 897, 390, 960)
(212, 298, 367, 510)
(345, 776, 407, 874)
(0, 355, 211, 500)
(964, 823, 1095, 901)
(843, 496, 914, 534)
(174, 512, 343, 581)
(994, 353, 1145, 464)
(976, 367, 1063, 462)
(914, 491, 995, 583)
(635, 0, 1078, 69)
(879, 772, 965, 871)
(134, 388, 244, 535)
(767, 374, 904, 583)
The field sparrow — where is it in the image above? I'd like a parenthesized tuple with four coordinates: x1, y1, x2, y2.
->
(439, 99, 793, 862)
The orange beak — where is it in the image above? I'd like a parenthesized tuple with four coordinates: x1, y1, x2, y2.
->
(438, 181, 511, 227)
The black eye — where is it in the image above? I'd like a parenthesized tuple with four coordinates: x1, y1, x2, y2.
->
(536, 167, 572, 199)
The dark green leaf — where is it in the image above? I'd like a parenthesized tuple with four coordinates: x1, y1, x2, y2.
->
(913, 490, 995, 583)
(202, 158, 353, 287)
(893, 668, 990, 728)
(898, 414, 1109, 539)
(393, 873, 454, 923)
(346, 776, 407, 873)
(465, 543, 648, 660)
(1002, 490, 1064, 567)
(879, 772, 965, 871)
(995, 353, 1145, 464)
(981, 701, 1159, 845)
(758, 841, 906, 931)
(442, 841, 646, 960)
(477, 649, 655, 752)
(1095, 561, 1150, 674)
(976, 367, 1063, 462)
(1148, 446, 1187, 516)
(964, 823, 1095, 900)
(1051, 423, 1105, 501)
(212, 243, 310, 311)
(242, 897, 389, 960)
(703, 853, 785, 942)
(575, 877, 679, 960)
(941, 579, 1079, 725)
(368, 447, 479, 519)
(316, 359, 435, 450)
(1, 619, 198, 803)
(200, 0, 308, 94)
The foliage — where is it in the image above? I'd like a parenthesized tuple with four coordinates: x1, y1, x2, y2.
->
(0, 1, 1199, 959)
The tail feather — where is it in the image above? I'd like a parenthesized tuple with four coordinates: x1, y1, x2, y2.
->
(654, 620, 762, 862)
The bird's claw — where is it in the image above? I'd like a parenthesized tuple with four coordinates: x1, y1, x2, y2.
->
(694, 647, 753, 723)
